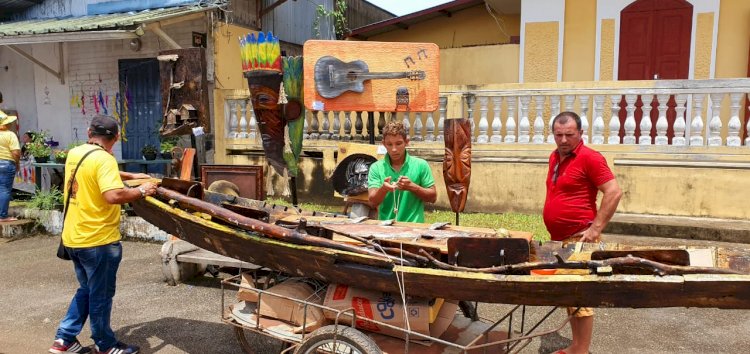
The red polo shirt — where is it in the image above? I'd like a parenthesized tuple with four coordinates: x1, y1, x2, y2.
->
(543, 141, 615, 241)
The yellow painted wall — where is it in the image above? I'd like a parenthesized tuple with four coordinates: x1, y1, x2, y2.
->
(524, 22, 559, 82)
(694, 13, 714, 80)
(213, 22, 255, 90)
(715, 0, 750, 78)
(562, 0, 596, 81)
(367, 6, 520, 47)
(599, 19, 615, 81)
(440, 45, 519, 85)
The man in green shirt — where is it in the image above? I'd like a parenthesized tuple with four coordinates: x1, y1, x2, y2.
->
(368, 121, 436, 222)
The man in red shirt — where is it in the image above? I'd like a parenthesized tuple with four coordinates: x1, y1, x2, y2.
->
(543, 111, 622, 354)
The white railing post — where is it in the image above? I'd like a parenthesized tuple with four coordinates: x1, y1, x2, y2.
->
(402, 113, 411, 140)
(563, 95, 575, 112)
(727, 93, 742, 147)
(310, 111, 320, 140)
(477, 96, 489, 143)
(355, 111, 364, 141)
(331, 111, 341, 140)
(425, 111, 436, 142)
(532, 95, 545, 144)
(465, 94, 477, 142)
(548, 96, 561, 143)
(654, 94, 669, 145)
(228, 100, 239, 139)
(302, 109, 310, 140)
(580, 95, 590, 143)
(708, 93, 724, 146)
(518, 96, 531, 143)
(412, 112, 424, 141)
(490, 96, 503, 143)
(690, 94, 705, 146)
(608, 95, 621, 145)
(377, 112, 385, 141)
(592, 95, 605, 144)
(673, 95, 688, 146)
(343, 111, 352, 141)
(639, 95, 653, 145)
(623, 94, 637, 144)
(505, 96, 517, 143)
(320, 111, 331, 140)
(437, 97, 447, 142)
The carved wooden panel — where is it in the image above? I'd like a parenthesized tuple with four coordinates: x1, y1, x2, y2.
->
(159, 47, 211, 135)
(201, 164, 264, 200)
(303, 40, 439, 112)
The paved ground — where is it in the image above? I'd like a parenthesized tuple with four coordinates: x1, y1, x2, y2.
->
(2, 234, 750, 353)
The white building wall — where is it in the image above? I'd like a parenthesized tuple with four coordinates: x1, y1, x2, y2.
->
(0, 45, 39, 133)
(60, 18, 209, 158)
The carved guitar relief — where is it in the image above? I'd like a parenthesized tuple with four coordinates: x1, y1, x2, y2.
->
(443, 118, 472, 213)
(314, 56, 426, 99)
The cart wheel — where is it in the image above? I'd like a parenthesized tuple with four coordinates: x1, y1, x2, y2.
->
(459, 300, 479, 321)
(234, 326, 290, 354)
(294, 325, 382, 354)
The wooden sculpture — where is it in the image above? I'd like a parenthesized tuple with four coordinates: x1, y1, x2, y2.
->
(240, 32, 305, 204)
(443, 118, 472, 216)
(158, 48, 210, 136)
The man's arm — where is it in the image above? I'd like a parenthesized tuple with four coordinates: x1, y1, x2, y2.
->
(102, 181, 157, 204)
(368, 176, 395, 206)
(395, 176, 437, 204)
(120, 171, 151, 180)
(578, 179, 622, 242)
(11, 149, 20, 170)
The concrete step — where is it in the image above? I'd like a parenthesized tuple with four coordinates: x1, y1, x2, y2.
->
(605, 213, 750, 244)
(0, 219, 41, 239)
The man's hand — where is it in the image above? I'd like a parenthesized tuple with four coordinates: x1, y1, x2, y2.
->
(380, 176, 397, 192)
(574, 227, 601, 243)
(140, 181, 158, 197)
(395, 176, 415, 191)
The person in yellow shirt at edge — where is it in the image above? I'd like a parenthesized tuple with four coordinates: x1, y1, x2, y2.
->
(368, 121, 436, 222)
(49, 115, 157, 354)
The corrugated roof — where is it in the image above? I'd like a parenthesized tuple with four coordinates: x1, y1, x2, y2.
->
(0, 4, 218, 37)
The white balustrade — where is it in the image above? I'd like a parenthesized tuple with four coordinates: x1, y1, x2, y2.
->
(425, 111, 436, 142)
(412, 112, 424, 142)
(623, 95, 637, 144)
(437, 97, 447, 141)
(727, 93, 742, 147)
(673, 95, 688, 146)
(332, 111, 341, 140)
(320, 111, 331, 140)
(708, 94, 723, 146)
(547, 96, 561, 143)
(608, 95, 621, 145)
(639, 95, 653, 145)
(532, 96, 545, 144)
(504, 97, 517, 143)
(490, 97, 503, 143)
(591, 95, 605, 144)
(343, 111, 352, 141)
(402, 113, 411, 140)
(228, 100, 239, 139)
(580, 95, 590, 143)
(309, 111, 320, 140)
(690, 94, 705, 146)
(518, 96, 531, 143)
(477, 96, 489, 143)
(654, 94, 669, 145)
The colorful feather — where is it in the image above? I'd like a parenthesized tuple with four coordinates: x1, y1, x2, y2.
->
(282, 56, 305, 177)
(239, 31, 281, 73)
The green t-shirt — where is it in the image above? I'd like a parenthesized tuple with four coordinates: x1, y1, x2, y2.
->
(367, 152, 435, 223)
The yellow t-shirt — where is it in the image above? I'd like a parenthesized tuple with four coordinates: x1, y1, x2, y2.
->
(0, 130, 20, 162)
(62, 144, 125, 248)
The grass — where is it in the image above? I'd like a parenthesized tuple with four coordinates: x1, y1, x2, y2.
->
(267, 198, 551, 241)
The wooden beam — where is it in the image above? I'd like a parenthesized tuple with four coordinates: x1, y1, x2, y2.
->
(6, 44, 65, 84)
(147, 22, 181, 49)
(0, 30, 135, 45)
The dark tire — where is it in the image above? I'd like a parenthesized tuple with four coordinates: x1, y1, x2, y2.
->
(294, 325, 382, 354)
(234, 326, 290, 354)
(459, 300, 479, 321)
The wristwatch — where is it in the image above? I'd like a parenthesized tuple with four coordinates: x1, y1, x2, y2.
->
(138, 186, 147, 198)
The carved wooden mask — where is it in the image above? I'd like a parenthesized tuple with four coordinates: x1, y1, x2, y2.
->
(245, 71, 286, 175)
(443, 118, 472, 213)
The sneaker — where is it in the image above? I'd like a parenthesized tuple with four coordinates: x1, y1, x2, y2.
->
(94, 342, 140, 354)
(49, 338, 91, 354)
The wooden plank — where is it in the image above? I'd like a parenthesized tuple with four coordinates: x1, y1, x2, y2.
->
(303, 40, 439, 112)
(176, 248, 261, 269)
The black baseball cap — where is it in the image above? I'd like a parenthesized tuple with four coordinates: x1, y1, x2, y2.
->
(90, 115, 119, 137)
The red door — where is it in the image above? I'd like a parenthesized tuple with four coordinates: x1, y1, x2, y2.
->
(617, 0, 692, 143)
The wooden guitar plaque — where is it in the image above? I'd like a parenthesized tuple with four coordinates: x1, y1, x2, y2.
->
(303, 40, 439, 112)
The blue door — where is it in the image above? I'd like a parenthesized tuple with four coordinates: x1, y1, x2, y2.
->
(118, 58, 161, 172)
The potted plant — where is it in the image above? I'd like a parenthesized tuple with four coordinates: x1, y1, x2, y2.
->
(26, 135, 52, 163)
(141, 144, 158, 160)
(160, 141, 175, 159)
(53, 149, 68, 165)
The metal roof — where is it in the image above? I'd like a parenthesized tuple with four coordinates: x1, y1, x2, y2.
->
(0, 4, 218, 37)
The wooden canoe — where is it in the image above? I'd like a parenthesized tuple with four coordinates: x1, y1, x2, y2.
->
(131, 183, 750, 309)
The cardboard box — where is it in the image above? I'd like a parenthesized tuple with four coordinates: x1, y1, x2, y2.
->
(236, 272, 259, 303)
(323, 284, 458, 342)
(257, 279, 326, 333)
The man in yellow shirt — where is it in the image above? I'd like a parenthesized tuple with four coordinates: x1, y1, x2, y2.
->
(49, 116, 157, 354)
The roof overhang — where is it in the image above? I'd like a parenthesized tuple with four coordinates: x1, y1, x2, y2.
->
(0, 3, 221, 46)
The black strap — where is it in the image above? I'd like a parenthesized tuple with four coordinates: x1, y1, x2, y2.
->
(62, 147, 105, 223)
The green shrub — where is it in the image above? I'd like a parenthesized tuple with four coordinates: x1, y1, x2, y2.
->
(29, 187, 63, 210)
